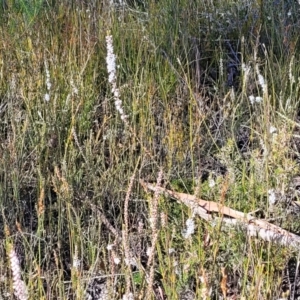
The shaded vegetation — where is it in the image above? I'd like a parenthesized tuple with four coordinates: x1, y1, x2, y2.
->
(1, 0, 300, 299)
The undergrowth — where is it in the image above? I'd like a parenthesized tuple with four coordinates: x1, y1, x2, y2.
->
(0, 0, 300, 299)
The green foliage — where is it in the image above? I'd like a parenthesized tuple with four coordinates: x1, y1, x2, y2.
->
(0, 0, 300, 299)
(6, 0, 46, 26)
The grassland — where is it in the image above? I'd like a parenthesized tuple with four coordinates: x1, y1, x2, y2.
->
(1, 0, 300, 299)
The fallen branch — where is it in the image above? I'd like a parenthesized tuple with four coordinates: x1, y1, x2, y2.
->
(140, 180, 300, 250)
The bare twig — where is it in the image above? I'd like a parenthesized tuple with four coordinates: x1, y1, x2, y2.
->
(140, 180, 300, 250)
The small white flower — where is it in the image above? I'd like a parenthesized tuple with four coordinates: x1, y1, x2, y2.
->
(208, 177, 215, 188)
(168, 248, 175, 254)
(182, 218, 195, 239)
(268, 189, 277, 205)
(107, 244, 114, 250)
(249, 95, 255, 104)
(146, 247, 151, 257)
(269, 125, 277, 134)
(257, 73, 267, 94)
(115, 99, 121, 107)
(46, 82, 51, 91)
(113, 257, 121, 265)
(258, 74, 266, 89)
(124, 257, 137, 267)
(44, 93, 50, 102)
(121, 114, 127, 121)
(249, 95, 263, 105)
(258, 74, 265, 87)
(255, 96, 263, 103)
(72, 258, 81, 269)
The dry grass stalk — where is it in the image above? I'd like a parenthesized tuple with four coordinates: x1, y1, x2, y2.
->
(220, 267, 228, 298)
(199, 267, 212, 299)
(145, 168, 163, 300)
(123, 172, 136, 297)
(72, 126, 88, 164)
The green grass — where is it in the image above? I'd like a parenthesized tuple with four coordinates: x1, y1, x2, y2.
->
(1, 0, 300, 299)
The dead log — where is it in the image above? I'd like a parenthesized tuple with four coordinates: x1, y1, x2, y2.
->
(140, 180, 300, 250)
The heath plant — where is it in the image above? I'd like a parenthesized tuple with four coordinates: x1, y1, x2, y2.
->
(0, 0, 300, 299)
